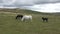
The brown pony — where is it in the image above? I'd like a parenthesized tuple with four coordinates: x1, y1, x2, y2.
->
(16, 15, 23, 19)
(42, 17, 48, 22)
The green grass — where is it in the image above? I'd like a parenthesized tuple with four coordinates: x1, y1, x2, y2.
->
(0, 9, 60, 34)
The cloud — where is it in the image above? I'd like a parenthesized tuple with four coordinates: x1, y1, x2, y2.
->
(13, 0, 60, 6)
(35, 0, 60, 4)
(14, 0, 35, 6)
(0, 0, 60, 6)
(14, 0, 60, 5)
(0, 0, 3, 3)
(26, 3, 60, 13)
(2, 0, 16, 5)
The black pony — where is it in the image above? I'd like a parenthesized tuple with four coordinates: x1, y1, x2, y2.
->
(16, 15, 23, 19)
(42, 17, 48, 22)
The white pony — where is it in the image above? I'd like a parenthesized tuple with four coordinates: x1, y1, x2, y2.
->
(21, 15, 32, 21)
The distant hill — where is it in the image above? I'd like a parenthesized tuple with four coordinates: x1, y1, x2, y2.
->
(0, 8, 59, 15)
(0, 8, 43, 14)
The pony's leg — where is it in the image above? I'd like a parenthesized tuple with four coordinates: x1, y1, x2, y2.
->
(43, 19, 45, 22)
(21, 17, 24, 21)
(31, 17, 32, 20)
(43, 20, 44, 22)
(30, 17, 32, 22)
(46, 19, 48, 22)
(16, 17, 17, 19)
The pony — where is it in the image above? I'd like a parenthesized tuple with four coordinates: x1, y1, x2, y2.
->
(42, 17, 48, 22)
(21, 15, 32, 21)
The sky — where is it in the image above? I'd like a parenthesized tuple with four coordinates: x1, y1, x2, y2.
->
(0, 0, 60, 13)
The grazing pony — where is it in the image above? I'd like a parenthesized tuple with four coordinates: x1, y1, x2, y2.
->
(21, 15, 32, 21)
(16, 15, 23, 19)
(42, 17, 48, 22)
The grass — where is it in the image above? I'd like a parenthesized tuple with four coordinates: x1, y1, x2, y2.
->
(0, 9, 60, 34)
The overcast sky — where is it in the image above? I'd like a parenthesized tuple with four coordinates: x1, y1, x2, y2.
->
(0, 0, 60, 13)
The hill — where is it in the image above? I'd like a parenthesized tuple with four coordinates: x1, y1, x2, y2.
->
(0, 8, 53, 15)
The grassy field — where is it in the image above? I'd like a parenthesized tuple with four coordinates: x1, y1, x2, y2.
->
(0, 9, 60, 34)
